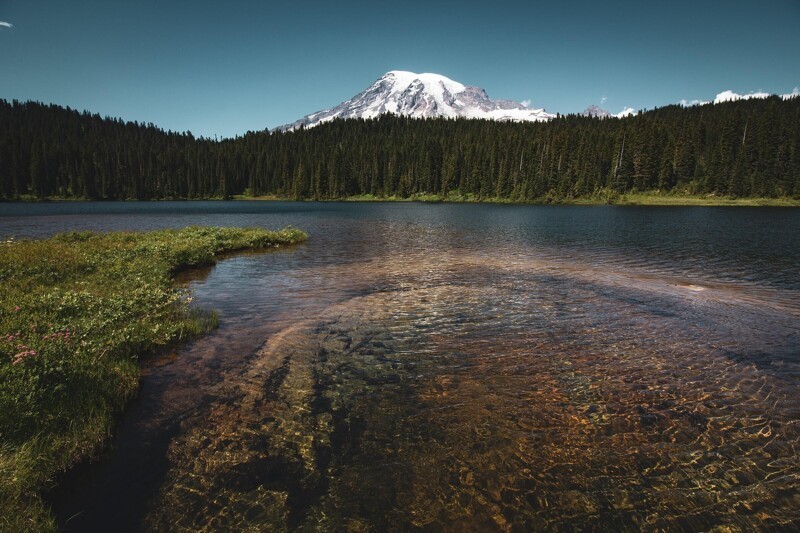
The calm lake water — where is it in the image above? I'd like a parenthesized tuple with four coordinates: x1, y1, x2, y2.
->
(2, 201, 800, 530)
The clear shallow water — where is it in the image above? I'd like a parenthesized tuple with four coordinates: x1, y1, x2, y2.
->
(2, 202, 799, 530)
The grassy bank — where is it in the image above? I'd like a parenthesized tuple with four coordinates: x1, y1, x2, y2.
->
(9, 191, 798, 206)
(0, 226, 307, 530)
(236, 191, 799, 206)
(609, 192, 799, 206)
(357, 191, 799, 206)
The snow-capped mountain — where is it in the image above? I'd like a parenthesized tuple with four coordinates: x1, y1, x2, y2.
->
(582, 105, 610, 118)
(582, 105, 636, 119)
(277, 71, 555, 131)
(680, 88, 799, 107)
(275, 70, 798, 132)
(713, 88, 800, 103)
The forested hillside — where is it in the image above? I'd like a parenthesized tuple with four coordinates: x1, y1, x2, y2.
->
(1, 96, 798, 201)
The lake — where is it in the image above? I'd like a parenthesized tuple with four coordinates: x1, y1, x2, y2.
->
(2, 201, 799, 530)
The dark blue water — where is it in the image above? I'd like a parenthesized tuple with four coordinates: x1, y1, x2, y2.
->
(3, 201, 799, 530)
(3, 201, 799, 289)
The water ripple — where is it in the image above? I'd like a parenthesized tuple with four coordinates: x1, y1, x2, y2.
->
(147, 251, 800, 530)
(27, 203, 798, 530)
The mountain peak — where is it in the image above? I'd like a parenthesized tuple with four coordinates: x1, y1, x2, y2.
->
(582, 105, 611, 118)
(277, 71, 554, 131)
(380, 71, 467, 97)
(582, 104, 636, 119)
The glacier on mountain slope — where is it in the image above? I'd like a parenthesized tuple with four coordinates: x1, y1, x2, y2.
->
(276, 71, 555, 131)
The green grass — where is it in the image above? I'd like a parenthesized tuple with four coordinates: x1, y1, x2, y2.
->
(0, 226, 307, 530)
(233, 191, 799, 206)
(611, 192, 799, 206)
(9, 190, 798, 206)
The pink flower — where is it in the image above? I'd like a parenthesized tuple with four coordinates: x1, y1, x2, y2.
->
(14, 306, 20, 312)
(12, 349, 37, 365)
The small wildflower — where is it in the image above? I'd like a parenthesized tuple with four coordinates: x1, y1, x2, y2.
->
(12, 349, 37, 365)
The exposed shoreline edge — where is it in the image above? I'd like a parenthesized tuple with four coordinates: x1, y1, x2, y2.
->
(235, 193, 800, 207)
(0, 226, 308, 531)
(5, 193, 797, 207)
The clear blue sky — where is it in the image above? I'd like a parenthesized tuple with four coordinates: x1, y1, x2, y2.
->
(1, 0, 798, 138)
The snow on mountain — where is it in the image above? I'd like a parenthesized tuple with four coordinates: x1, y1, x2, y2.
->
(679, 98, 710, 107)
(681, 87, 799, 107)
(275, 71, 799, 132)
(582, 105, 611, 118)
(714, 90, 772, 104)
(276, 71, 555, 131)
(582, 105, 636, 119)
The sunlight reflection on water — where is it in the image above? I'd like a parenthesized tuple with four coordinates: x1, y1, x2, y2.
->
(9, 202, 796, 530)
(151, 244, 800, 530)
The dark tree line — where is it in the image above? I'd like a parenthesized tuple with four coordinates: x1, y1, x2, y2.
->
(1, 96, 799, 201)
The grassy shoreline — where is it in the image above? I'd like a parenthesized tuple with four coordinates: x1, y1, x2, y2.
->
(0, 226, 307, 530)
(5, 191, 798, 207)
(236, 192, 800, 206)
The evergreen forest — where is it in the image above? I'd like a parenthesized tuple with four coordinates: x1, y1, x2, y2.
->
(1, 96, 798, 201)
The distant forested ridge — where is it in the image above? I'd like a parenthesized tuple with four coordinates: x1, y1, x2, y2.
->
(1, 96, 798, 201)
